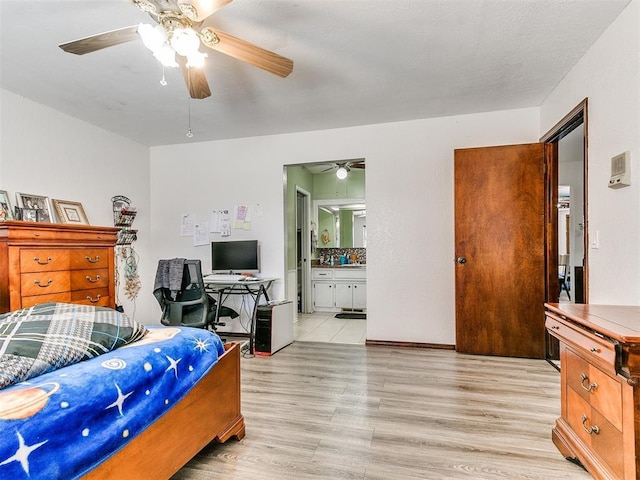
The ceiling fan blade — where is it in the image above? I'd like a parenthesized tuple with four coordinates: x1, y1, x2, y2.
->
(179, 0, 233, 22)
(59, 25, 140, 55)
(200, 27, 293, 78)
(177, 56, 212, 99)
(350, 162, 366, 169)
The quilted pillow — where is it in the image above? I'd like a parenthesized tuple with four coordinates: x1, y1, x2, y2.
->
(0, 302, 147, 389)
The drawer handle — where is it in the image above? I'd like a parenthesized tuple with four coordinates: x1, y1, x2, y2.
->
(550, 325, 560, 330)
(580, 373, 598, 392)
(34, 278, 53, 288)
(581, 414, 600, 435)
(86, 294, 101, 303)
(85, 274, 101, 283)
(590, 347, 600, 353)
(33, 256, 52, 265)
(85, 255, 100, 263)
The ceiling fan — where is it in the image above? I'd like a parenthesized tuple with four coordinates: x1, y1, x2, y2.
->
(58, 0, 294, 100)
(322, 161, 365, 179)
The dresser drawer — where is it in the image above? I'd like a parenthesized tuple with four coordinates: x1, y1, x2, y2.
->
(71, 288, 110, 306)
(567, 388, 625, 476)
(21, 271, 70, 296)
(70, 249, 110, 269)
(20, 249, 70, 273)
(21, 293, 72, 308)
(565, 348, 622, 430)
(546, 313, 617, 374)
(70, 268, 110, 290)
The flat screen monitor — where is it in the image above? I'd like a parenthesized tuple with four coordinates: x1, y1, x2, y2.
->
(211, 240, 260, 274)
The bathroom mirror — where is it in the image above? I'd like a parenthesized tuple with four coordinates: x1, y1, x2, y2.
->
(314, 199, 366, 248)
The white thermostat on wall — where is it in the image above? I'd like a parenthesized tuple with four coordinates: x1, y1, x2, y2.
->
(608, 151, 631, 189)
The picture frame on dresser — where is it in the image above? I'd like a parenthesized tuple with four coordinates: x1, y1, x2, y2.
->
(21, 208, 39, 222)
(16, 192, 53, 223)
(52, 199, 89, 225)
(0, 190, 13, 220)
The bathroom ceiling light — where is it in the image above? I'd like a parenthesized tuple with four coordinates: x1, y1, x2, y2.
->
(336, 166, 349, 179)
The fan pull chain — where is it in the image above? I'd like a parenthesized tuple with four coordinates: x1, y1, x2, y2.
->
(186, 97, 194, 138)
(160, 65, 167, 86)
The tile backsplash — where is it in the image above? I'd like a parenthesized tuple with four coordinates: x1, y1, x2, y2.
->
(314, 248, 366, 265)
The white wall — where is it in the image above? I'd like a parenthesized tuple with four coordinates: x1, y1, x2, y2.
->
(541, 0, 640, 305)
(0, 89, 153, 322)
(150, 108, 540, 343)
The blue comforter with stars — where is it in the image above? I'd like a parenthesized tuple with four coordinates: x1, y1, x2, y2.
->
(0, 326, 225, 479)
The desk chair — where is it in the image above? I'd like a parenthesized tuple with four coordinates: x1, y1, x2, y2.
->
(154, 259, 233, 331)
(558, 255, 571, 300)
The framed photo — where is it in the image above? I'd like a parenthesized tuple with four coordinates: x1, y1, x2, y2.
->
(16, 193, 53, 223)
(22, 208, 39, 222)
(52, 199, 89, 225)
(0, 190, 13, 220)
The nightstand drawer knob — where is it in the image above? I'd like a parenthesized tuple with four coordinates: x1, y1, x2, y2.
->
(86, 294, 101, 303)
(33, 256, 52, 265)
(590, 347, 600, 353)
(85, 255, 100, 263)
(581, 414, 600, 435)
(85, 274, 101, 283)
(580, 373, 598, 392)
(34, 278, 53, 288)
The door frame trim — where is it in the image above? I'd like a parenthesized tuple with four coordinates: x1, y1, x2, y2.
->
(296, 186, 312, 313)
(540, 98, 589, 304)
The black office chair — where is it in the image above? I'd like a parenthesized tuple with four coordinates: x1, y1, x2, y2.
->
(154, 259, 210, 328)
(154, 259, 235, 330)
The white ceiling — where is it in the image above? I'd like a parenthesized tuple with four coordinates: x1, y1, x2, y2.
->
(0, 0, 630, 147)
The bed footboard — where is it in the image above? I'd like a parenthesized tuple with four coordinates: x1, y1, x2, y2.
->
(83, 341, 244, 479)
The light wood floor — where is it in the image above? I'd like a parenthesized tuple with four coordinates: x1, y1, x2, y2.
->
(172, 342, 590, 480)
(294, 311, 367, 344)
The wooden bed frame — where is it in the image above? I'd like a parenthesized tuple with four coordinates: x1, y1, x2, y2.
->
(82, 341, 245, 479)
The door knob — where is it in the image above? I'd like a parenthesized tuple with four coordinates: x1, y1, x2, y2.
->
(456, 256, 467, 264)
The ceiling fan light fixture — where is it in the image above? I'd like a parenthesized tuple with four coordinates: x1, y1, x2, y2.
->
(154, 45, 178, 68)
(138, 23, 166, 51)
(336, 166, 349, 180)
(139, 23, 179, 67)
(170, 28, 201, 57)
(186, 51, 208, 68)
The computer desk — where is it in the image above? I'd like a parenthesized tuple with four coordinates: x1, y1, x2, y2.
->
(203, 276, 277, 354)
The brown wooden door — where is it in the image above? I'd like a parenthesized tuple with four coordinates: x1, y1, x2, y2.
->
(455, 143, 547, 358)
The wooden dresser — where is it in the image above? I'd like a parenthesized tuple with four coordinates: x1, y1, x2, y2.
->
(545, 303, 640, 480)
(0, 221, 120, 314)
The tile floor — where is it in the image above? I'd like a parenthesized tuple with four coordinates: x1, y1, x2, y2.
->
(294, 310, 366, 344)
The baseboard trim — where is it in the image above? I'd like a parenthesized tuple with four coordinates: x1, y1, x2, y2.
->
(365, 339, 455, 350)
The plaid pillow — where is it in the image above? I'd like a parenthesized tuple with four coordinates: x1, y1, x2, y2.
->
(0, 302, 147, 389)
